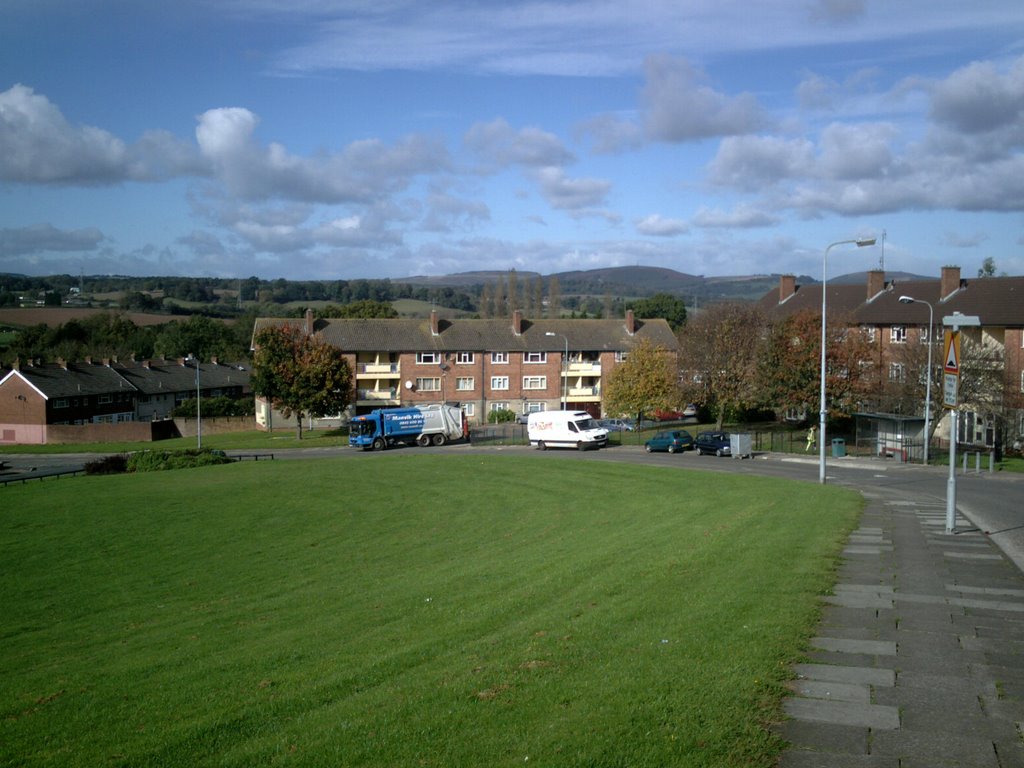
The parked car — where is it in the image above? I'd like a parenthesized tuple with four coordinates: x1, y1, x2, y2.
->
(682, 403, 698, 418)
(598, 418, 634, 432)
(644, 430, 695, 454)
(695, 431, 731, 456)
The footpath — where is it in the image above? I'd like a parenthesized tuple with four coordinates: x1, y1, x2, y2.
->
(776, 474, 1024, 767)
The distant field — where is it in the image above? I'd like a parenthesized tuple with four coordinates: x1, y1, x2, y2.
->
(0, 307, 181, 328)
(0, 454, 861, 767)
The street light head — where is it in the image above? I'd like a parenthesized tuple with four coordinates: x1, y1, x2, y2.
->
(544, 332, 555, 337)
(856, 238, 877, 247)
(898, 295, 915, 304)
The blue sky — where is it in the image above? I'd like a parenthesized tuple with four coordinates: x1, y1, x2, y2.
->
(1, 0, 1022, 282)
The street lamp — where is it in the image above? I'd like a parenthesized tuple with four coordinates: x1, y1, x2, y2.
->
(899, 295, 934, 465)
(819, 237, 877, 484)
(545, 332, 568, 410)
(186, 354, 201, 449)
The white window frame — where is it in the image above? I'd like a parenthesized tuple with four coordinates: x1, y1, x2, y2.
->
(491, 352, 509, 364)
(524, 351, 547, 364)
(615, 351, 629, 362)
(490, 376, 509, 391)
(890, 326, 907, 344)
(416, 352, 440, 364)
(524, 402, 545, 415)
(920, 326, 931, 344)
(415, 377, 441, 391)
(489, 402, 509, 412)
(455, 377, 474, 391)
(863, 325, 877, 343)
(463, 403, 475, 418)
(522, 375, 547, 390)
(455, 352, 475, 365)
(54, 398, 68, 408)
(888, 362, 905, 382)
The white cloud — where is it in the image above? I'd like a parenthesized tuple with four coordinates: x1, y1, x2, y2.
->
(0, 223, 105, 257)
(532, 166, 611, 210)
(0, 84, 202, 184)
(464, 118, 574, 169)
(195, 107, 450, 203)
(642, 55, 767, 142)
(635, 214, 687, 236)
(691, 205, 778, 228)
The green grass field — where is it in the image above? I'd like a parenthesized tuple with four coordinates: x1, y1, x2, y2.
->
(0, 455, 861, 767)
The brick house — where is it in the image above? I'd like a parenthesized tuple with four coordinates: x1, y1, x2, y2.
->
(756, 265, 1024, 450)
(0, 357, 250, 444)
(251, 309, 678, 427)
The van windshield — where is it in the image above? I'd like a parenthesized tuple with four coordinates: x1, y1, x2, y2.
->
(574, 417, 599, 431)
(351, 420, 375, 437)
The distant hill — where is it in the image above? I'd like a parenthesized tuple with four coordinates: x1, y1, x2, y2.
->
(399, 266, 816, 303)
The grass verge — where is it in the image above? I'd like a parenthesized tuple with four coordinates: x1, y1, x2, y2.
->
(1, 454, 861, 767)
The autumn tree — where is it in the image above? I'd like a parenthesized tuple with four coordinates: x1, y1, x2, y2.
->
(251, 324, 352, 439)
(602, 338, 681, 421)
(320, 300, 398, 318)
(757, 310, 874, 423)
(677, 303, 764, 429)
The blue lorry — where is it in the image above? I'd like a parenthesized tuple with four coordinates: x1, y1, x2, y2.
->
(349, 404, 468, 450)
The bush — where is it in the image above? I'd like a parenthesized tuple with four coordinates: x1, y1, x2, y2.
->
(84, 454, 129, 475)
(127, 448, 234, 473)
(171, 396, 254, 418)
(487, 409, 517, 424)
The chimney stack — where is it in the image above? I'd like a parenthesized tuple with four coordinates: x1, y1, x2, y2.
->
(866, 269, 885, 300)
(779, 275, 796, 303)
(430, 309, 440, 336)
(512, 309, 523, 336)
(941, 265, 962, 300)
(625, 309, 636, 335)
(304, 308, 314, 334)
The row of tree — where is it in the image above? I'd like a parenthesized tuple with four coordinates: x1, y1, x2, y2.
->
(605, 302, 1013, 443)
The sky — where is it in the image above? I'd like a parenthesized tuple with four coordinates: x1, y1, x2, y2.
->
(1, 0, 1023, 283)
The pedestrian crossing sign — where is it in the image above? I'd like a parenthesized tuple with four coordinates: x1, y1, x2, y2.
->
(943, 330, 960, 375)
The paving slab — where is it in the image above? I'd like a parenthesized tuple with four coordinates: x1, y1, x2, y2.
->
(780, 496, 1024, 767)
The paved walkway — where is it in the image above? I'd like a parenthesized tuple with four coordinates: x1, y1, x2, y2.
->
(776, 491, 1024, 767)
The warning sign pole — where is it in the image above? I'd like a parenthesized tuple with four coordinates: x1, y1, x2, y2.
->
(941, 313, 980, 534)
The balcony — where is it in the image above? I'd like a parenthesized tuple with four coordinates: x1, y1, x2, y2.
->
(357, 363, 400, 376)
(565, 362, 601, 375)
(357, 388, 398, 403)
(567, 386, 599, 399)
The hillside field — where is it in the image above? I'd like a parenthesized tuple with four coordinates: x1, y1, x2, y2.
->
(0, 454, 860, 767)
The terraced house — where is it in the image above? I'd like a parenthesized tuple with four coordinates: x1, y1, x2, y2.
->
(757, 265, 1024, 454)
(252, 309, 678, 427)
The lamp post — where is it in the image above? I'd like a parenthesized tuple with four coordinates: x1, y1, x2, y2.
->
(898, 295, 934, 465)
(186, 354, 201, 449)
(819, 237, 876, 484)
(545, 332, 568, 410)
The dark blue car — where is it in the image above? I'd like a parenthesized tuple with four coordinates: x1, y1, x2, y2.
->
(695, 431, 731, 456)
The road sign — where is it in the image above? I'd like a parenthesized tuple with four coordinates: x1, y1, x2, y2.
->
(943, 372, 958, 409)
(943, 330, 960, 375)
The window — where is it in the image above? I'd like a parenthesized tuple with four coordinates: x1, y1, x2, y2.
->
(863, 326, 877, 343)
(524, 402, 545, 414)
(523, 376, 547, 390)
(455, 377, 474, 391)
(490, 376, 509, 390)
(920, 326, 931, 344)
(524, 352, 547, 364)
(416, 377, 441, 391)
(615, 351, 629, 362)
(1020, 370, 1024, 393)
(491, 352, 509, 364)
(416, 352, 440, 364)
(455, 352, 475, 364)
(890, 326, 907, 344)
(463, 403, 475, 418)
(53, 398, 68, 409)
(98, 394, 112, 404)
(490, 402, 509, 412)
(888, 362, 905, 382)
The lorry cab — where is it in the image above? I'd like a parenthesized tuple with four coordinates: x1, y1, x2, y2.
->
(527, 410, 608, 451)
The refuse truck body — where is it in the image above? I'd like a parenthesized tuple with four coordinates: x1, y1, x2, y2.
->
(349, 405, 467, 450)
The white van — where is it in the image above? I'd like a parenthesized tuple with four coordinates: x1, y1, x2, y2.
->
(527, 410, 609, 451)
